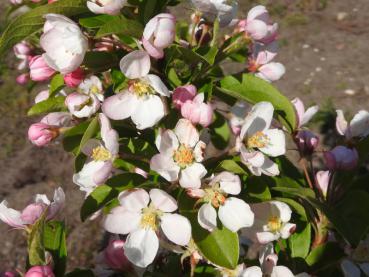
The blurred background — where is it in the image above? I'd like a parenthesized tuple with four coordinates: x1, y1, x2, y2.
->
(0, 0, 368, 271)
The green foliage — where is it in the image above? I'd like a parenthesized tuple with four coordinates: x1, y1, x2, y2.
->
(49, 74, 65, 98)
(27, 96, 66, 116)
(27, 212, 47, 266)
(95, 15, 143, 38)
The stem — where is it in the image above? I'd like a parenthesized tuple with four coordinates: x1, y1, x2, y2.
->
(300, 158, 314, 190)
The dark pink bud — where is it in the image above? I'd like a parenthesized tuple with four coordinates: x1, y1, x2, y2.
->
(295, 130, 319, 156)
(28, 123, 59, 147)
(25, 266, 54, 277)
(29, 55, 56, 82)
(172, 85, 197, 109)
(16, 73, 30, 85)
(324, 146, 358, 171)
(63, 68, 84, 88)
(104, 240, 132, 271)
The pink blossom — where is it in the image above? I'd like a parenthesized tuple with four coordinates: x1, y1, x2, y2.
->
(65, 92, 100, 118)
(181, 93, 213, 127)
(292, 98, 319, 128)
(16, 73, 30, 85)
(25, 266, 54, 277)
(64, 67, 84, 88)
(324, 146, 358, 171)
(295, 130, 319, 156)
(29, 55, 56, 82)
(13, 41, 32, 57)
(103, 239, 132, 271)
(315, 171, 330, 198)
(28, 122, 59, 147)
(142, 13, 176, 59)
(172, 84, 197, 109)
(21, 203, 47, 225)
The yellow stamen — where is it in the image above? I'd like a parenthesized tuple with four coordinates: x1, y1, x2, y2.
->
(173, 145, 194, 168)
(89, 85, 100, 94)
(268, 216, 282, 233)
(130, 80, 152, 97)
(140, 205, 162, 230)
(247, 131, 270, 148)
(91, 146, 112, 161)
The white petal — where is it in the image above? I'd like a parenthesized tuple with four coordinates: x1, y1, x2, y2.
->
(0, 200, 25, 228)
(146, 74, 170, 97)
(259, 156, 280, 176)
(210, 171, 241, 195)
(131, 95, 165, 129)
(336, 110, 348, 136)
(270, 201, 292, 222)
(271, 266, 294, 277)
(349, 110, 369, 138)
(155, 129, 179, 155)
(240, 266, 263, 277)
(301, 105, 318, 126)
(99, 113, 119, 155)
(341, 260, 361, 277)
(174, 119, 199, 148)
(118, 189, 150, 212)
(259, 129, 286, 157)
(179, 163, 207, 189)
(218, 197, 254, 232)
(197, 203, 217, 232)
(256, 231, 279, 244)
(160, 213, 191, 246)
(240, 102, 274, 139)
(124, 228, 159, 268)
(150, 153, 180, 182)
(102, 91, 138, 121)
(120, 50, 151, 79)
(73, 160, 106, 190)
(280, 223, 296, 239)
(48, 187, 65, 220)
(149, 189, 178, 212)
(104, 206, 141, 234)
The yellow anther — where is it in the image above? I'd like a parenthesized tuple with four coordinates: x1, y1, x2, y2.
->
(268, 216, 282, 233)
(247, 131, 270, 149)
(173, 145, 194, 168)
(91, 146, 112, 161)
(130, 80, 152, 97)
(89, 85, 100, 94)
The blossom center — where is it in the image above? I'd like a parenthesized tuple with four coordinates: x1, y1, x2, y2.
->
(204, 186, 226, 208)
(173, 145, 194, 168)
(91, 146, 112, 161)
(129, 80, 153, 97)
(89, 85, 100, 94)
(140, 205, 162, 230)
(268, 216, 282, 233)
(247, 131, 270, 148)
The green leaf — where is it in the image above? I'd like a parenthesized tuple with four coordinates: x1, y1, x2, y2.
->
(219, 74, 297, 133)
(356, 136, 369, 163)
(80, 173, 146, 221)
(288, 222, 311, 258)
(273, 156, 306, 189)
(216, 160, 246, 175)
(62, 121, 90, 153)
(78, 116, 99, 155)
(95, 15, 143, 38)
(306, 242, 344, 270)
(274, 197, 307, 221)
(210, 112, 231, 150)
(49, 74, 65, 98)
(44, 221, 67, 277)
(27, 96, 66, 116)
(79, 14, 115, 28)
(244, 175, 272, 202)
(0, 0, 88, 57)
(28, 211, 47, 266)
(83, 51, 119, 72)
(271, 186, 316, 199)
(65, 269, 95, 277)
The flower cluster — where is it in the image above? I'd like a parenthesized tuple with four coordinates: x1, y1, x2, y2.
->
(1, 0, 369, 276)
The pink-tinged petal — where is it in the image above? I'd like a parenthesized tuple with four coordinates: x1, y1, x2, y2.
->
(104, 206, 141, 235)
(99, 113, 119, 155)
(280, 223, 296, 239)
(102, 91, 138, 120)
(149, 189, 177, 212)
(160, 213, 191, 246)
(271, 266, 294, 277)
(93, 160, 113, 185)
(252, 42, 278, 65)
(291, 98, 305, 128)
(256, 231, 279, 244)
(336, 110, 348, 136)
(241, 148, 265, 168)
(315, 170, 330, 198)
(146, 74, 170, 97)
(119, 50, 151, 79)
(73, 160, 106, 191)
(259, 129, 286, 157)
(198, 203, 217, 232)
(174, 119, 199, 147)
(301, 105, 318, 126)
(131, 95, 165, 129)
(194, 141, 206, 162)
(41, 112, 71, 127)
(155, 129, 179, 155)
(259, 156, 280, 176)
(48, 187, 65, 220)
(118, 189, 149, 212)
(246, 20, 268, 40)
(124, 228, 159, 268)
(247, 5, 269, 21)
(142, 38, 164, 59)
(172, 85, 197, 109)
(341, 260, 361, 277)
(240, 266, 263, 277)
(257, 63, 286, 82)
(187, 188, 206, 198)
(218, 197, 254, 232)
(211, 171, 241, 195)
(349, 110, 369, 138)
(179, 162, 207, 189)
(0, 200, 25, 228)
(240, 102, 274, 139)
(150, 153, 180, 182)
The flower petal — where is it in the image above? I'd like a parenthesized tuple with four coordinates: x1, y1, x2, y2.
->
(99, 113, 119, 155)
(174, 119, 199, 148)
(160, 213, 191, 246)
(218, 197, 254, 232)
(0, 200, 25, 228)
(118, 189, 150, 212)
(259, 129, 286, 157)
(73, 160, 106, 192)
(104, 206, 141, 235)
(155, 129, 179, 155)
(349, 110, 369, 138)
(240, 266, 263, 277)
(48, 187, 65, 220)
(124, 228, 159, 268)
(179, 162, 207, 189)
(146, 74, 170, 97)
(341, 260, 361, 277)
(280, 223, 296, 239)
(120, 50, 151, 79)
(256, 231, 279, 244)
(131, 95, 165, 129)
(92, 160, 113, 185)
(102, 91, 138, 121)
(197, 203, 217, 232)
(149, 189, 178, 212)
(271, 266, 294, 277)
(210, 171, 241, 195)
(301, 105, 318, 126)
(270, 201, 292, 222)
(150, 153, 180, 182)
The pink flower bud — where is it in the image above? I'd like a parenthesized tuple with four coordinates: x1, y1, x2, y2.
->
(172, 85, 197, 109)
(29, 55, 56, 82)
(104, 239, 132, 271)
(63, 68, 84, 88)
(315, 170, 330, 198)
(295, 130, 319, 156)
(10, 0, 22, 5)
(324, 146, 358, 171)
(25, 266, 54, 277)
(13, 41, 32, 58)
(65, 93, 100, 118)
(21, 203, 47, 225)
(16, 73, 30, 85)
(142, 13, 176, 59)
(28, 123, 59, 147)
(181, 93, 213, 127)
